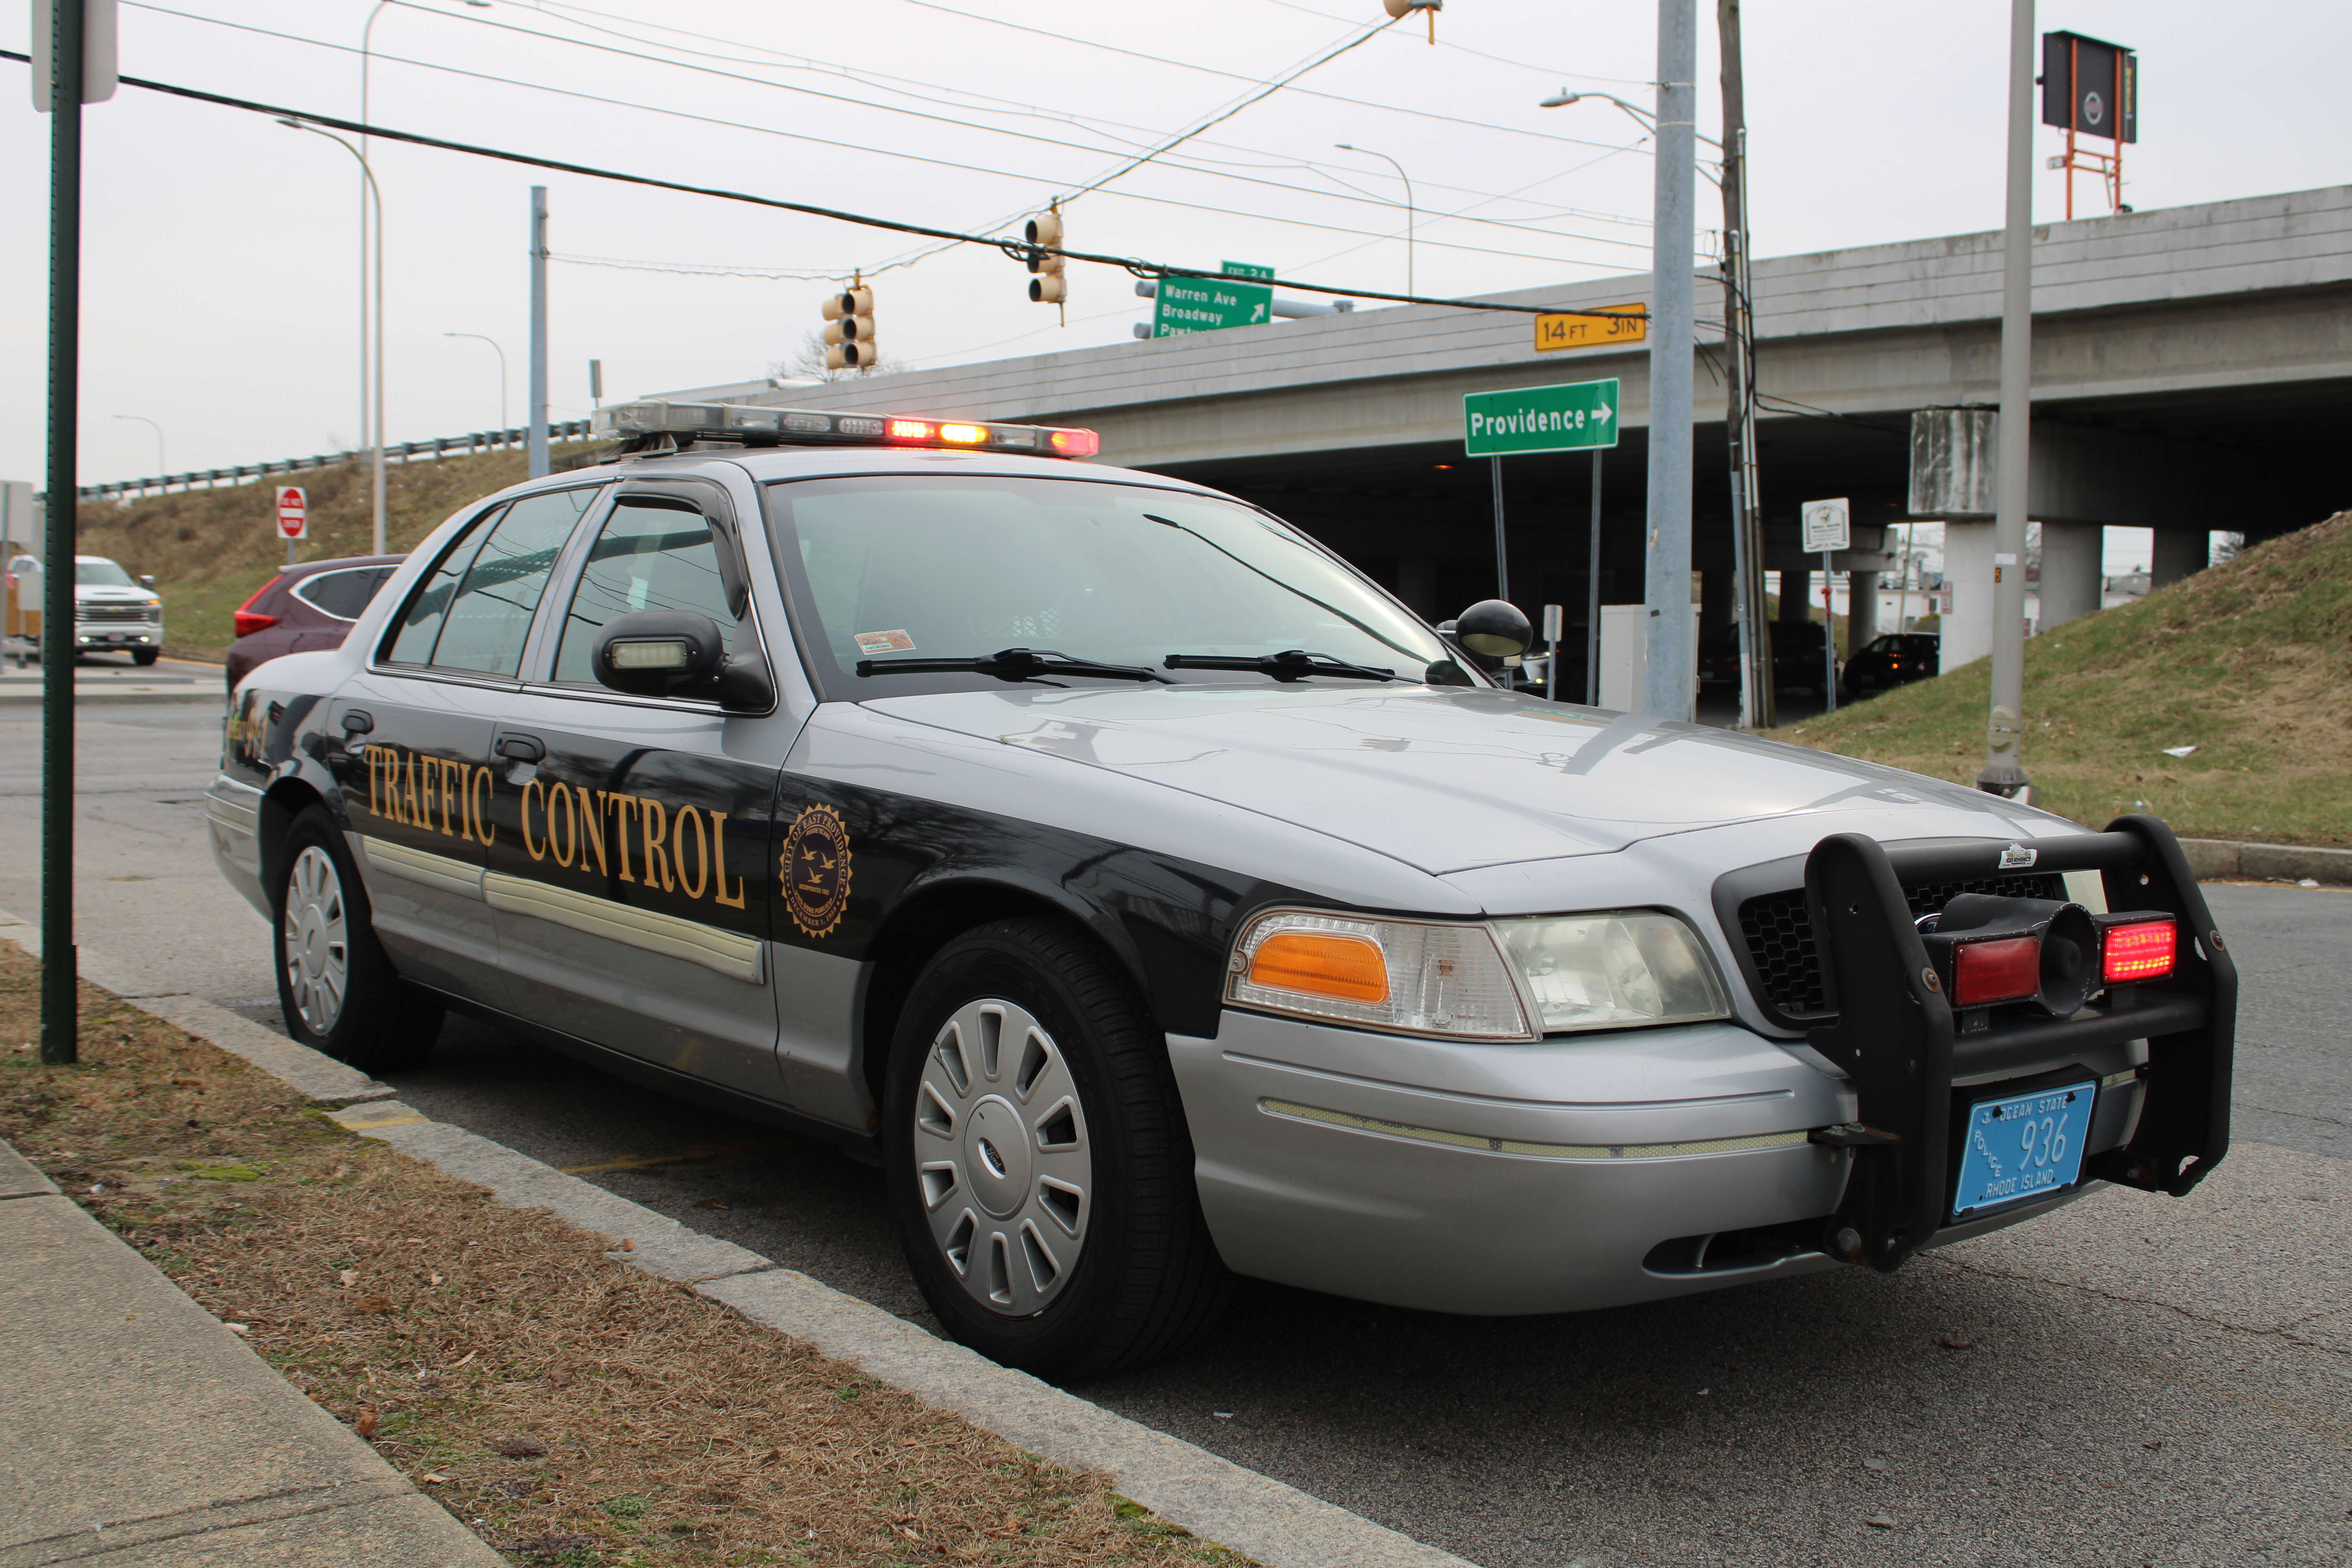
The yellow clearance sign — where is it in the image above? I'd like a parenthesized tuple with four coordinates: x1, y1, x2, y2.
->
(1534, 305, 1647, 353)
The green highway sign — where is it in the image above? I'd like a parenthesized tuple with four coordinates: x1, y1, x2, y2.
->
(1153, 261, 1273, 337)
(1462, 377, 1620, 457)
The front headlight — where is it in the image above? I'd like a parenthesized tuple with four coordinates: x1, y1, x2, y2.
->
(1494, 911, 1730, 1033)
(1227, 910, 1535, 1042)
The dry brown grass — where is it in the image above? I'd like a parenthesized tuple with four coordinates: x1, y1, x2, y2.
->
(1771, 511, 2352, 847)
(0, 945, 1238, 1568)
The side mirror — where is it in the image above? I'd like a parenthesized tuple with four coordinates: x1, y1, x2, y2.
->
(590, 610, 775, 713)
(138, 574, 157, 591)
(592, 610, 726, 697)
(1448, 599, 1533, 671)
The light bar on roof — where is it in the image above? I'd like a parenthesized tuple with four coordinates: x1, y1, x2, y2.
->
(590, 399, 1093, 458)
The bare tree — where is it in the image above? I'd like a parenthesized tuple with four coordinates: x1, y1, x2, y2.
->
(773, 331, 900, 384)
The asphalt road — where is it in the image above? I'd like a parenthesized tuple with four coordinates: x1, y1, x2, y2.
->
(5, 701, 2347, 1568)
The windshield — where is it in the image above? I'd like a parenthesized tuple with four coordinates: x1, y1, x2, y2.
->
(75, 559, 136, 589)
(766, 475, 1467, 697)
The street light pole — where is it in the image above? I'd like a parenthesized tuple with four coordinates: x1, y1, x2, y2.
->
(1980, 0, 2035, 797)
(1643, 0, 1699, 722)
(41, 0, 88, 1064)
(279, 119, 386, 556)
(443, 332, 509, 432)
(112, 414, 164, 480)
(1334, 143, 1416, 297)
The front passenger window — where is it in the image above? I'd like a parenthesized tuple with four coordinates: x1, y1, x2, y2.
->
(552, 499, 742, 684)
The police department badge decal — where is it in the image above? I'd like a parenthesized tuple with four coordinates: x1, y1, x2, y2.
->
(782, 805, 853, 938)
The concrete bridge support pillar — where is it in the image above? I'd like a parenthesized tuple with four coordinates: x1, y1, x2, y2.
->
(2151, 530, 2207, 588)
(2038, 522, 2103, 629)
(1943, 519, 1996, 668)
(1845, 571, 1880, 652)
(1776, 559, 1811, 623)
(1396, 557, 1438, 621)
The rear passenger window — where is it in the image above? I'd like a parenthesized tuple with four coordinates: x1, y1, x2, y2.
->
(382, 488, 599, 676)
(551, 498, 740, 685)
(293, 566, 391, 621)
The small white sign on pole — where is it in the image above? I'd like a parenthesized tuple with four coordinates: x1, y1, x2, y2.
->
(276, 486, 309, 540)
(1800, 497, 1851, 555)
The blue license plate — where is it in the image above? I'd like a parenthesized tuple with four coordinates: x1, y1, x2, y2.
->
(1951, 1081, 2096, 1219)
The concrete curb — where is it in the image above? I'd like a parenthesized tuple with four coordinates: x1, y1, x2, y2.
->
(2178, 837, 2352, 887)
(9, 929, 1481, 1568)
(0, 909, 396, 1106)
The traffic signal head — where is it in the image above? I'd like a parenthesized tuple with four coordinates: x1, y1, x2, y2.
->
(1025, 211, 1066, 305)
(820, 284, 877, 371)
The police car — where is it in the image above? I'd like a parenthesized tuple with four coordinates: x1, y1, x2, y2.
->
(205, 401, 2236, 1377)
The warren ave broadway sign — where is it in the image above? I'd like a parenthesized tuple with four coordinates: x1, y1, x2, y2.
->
(1462, 378, 1620, 457)
(1151, 262, 1273, 337)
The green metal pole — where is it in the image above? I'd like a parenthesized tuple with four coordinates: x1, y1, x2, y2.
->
(42, 0, 85, 1064)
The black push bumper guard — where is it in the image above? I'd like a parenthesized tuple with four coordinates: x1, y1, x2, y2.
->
(1802, 814, 2236, 1274)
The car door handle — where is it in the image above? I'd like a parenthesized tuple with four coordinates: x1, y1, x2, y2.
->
(496, 735, 545, 763)
(339, 709, 374, 735)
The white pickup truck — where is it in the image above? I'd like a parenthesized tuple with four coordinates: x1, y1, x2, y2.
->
(3, 552, 165, 665)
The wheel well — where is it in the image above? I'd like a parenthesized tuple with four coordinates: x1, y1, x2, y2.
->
(858, 883, 1148, 1113)
(256, 779, 327, 894)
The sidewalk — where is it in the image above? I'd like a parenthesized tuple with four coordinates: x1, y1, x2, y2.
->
(0, 1138, 501, 1567)
(0, 653, 217, 707)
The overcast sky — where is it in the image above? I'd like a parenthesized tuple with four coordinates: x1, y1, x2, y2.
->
(4, 0, 2348, 510)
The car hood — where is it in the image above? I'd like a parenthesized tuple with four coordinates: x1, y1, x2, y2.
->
(76, 586, 148, 601)
(865, 684, 2066, 876)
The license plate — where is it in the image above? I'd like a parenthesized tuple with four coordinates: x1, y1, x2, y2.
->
(1951, 1081, 2096, 1218)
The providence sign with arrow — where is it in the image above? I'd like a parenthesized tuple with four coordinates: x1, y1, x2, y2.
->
(1462, 377, 1620, 457)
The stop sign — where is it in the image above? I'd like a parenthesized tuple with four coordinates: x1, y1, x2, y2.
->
(276, 486, 307, 540)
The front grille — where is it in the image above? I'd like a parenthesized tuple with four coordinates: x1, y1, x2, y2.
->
(78, 604, 157, 624)
(1737, 872, 2066, 1020)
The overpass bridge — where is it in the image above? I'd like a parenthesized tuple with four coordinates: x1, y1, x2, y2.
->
(679, 185, 2352, 683)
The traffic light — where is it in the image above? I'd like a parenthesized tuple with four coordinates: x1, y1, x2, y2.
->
(1025, 209, 1066, 305)
(821, 281, 877, 371)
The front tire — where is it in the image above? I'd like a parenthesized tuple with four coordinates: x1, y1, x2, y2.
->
(271, 806, 442, 1073)
(132, 648, 159, 666)
(883, 918, 1232, 1378)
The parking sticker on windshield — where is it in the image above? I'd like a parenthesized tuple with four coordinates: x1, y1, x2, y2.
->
(855, 629, 915, 655)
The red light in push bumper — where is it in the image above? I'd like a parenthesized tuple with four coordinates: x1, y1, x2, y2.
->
(1952, 936, 2042, 1006)
(2101, 918, 2177, 984)
(886, 418, 933, 441)
(1047, 427, 1100, 457)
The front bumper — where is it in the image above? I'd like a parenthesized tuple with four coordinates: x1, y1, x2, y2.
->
(74, 619, 161, 648)
(1167, 816, 2227, 1318)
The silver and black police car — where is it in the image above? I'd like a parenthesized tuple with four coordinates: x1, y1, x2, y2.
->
(206, 400, 2236, 1377)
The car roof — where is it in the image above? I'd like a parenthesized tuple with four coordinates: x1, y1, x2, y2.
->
(278, 554, 405, 577)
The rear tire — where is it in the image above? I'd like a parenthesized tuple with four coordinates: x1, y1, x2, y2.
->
(271, 806, 442, 1073)
(882, 918, 1232, 1378)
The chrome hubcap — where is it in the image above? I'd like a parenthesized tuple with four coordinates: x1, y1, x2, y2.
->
(913, 998, 1091, 1316)
(281, 845, 350, 1036)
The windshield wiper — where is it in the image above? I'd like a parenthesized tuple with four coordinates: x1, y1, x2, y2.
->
(1163, 649, 1398, 682)
(856, 647, 1172, 684)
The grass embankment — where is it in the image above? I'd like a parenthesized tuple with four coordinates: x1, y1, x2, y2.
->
(1770, 511, 2352, 848)
(0, 946, 1234, 1568)
(73, 442, 599, 663)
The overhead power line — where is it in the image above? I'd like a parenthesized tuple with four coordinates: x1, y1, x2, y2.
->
(123, 3, 1648, 271)
(0, 52, 1641, 324)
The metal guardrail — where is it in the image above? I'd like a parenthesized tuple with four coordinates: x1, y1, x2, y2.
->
(75, 421, 598, 501)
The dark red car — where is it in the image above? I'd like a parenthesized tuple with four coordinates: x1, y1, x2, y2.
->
(225, 555, 404, 691)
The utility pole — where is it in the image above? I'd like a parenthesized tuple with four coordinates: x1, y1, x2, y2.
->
(528, 185, 550, 478)
(1717, 0, 1773, 729)
(1642, 0, 1697, 722)
(1980, 0, 2034, 797)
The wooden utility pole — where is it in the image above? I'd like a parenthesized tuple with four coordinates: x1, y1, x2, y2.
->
(1719, 0, 1773, 728)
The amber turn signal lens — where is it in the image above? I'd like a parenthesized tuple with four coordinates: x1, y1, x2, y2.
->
(2101, 918, 2176, 984)
(1248, 931, 1388, 1005)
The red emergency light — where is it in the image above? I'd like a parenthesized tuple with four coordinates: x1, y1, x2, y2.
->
(2096, 915, 2177, 984)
